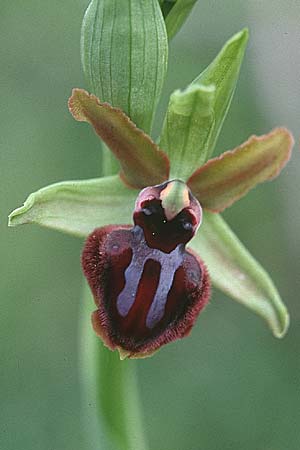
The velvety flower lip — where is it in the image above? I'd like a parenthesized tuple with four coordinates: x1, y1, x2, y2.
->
(8, 28, 295, 358)
(84, 226, 210, 359)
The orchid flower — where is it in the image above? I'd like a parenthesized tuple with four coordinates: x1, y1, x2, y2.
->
(9, 16, 293, 359)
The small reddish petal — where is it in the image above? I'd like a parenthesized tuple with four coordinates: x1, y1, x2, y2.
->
(187, 127, 294, 213)
(68, 88, 170, 189)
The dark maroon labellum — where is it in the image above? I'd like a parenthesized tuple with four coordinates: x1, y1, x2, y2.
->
(82, 180, 210, 358)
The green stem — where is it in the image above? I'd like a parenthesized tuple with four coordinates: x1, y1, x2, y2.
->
(79, 284, 112, 450)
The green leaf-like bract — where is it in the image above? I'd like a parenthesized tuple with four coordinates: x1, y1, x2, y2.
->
(81, 0, 168, 134)
(190, 212, 289, 338)
(8, 176, 137, 237)
(159, 29, 248, 179)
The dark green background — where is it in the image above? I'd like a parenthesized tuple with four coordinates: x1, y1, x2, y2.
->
(1, 1, 299, 449)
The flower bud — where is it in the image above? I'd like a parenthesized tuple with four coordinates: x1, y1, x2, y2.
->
(81, 0, 168, 133)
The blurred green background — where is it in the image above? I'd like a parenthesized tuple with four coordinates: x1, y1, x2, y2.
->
(1, 1, 300, 449)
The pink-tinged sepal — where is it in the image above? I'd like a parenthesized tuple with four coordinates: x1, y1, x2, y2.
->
(82, 212, 210, 358)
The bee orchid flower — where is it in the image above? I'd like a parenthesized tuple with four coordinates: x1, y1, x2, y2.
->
(9, 29, 294, 359)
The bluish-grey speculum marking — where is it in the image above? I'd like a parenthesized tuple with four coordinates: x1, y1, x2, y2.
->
(117, 226, 184, 328)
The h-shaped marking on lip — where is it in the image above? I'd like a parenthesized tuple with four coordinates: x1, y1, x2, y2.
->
(116, 226, 184, 329)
